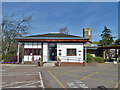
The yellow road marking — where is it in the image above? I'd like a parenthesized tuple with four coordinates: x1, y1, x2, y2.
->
(80, 72, 98, 81)
(48, 70, 66, 89)
(59, 73, 116, 84)
(53, 69, 117, 77)
(49, 69, 117, 85)
(88, 77, 116, 84)
(113, 80, 120, 90)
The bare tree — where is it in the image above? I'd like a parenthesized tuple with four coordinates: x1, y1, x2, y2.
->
(2, 14, 32, 55)
(59, 27, 69, 34)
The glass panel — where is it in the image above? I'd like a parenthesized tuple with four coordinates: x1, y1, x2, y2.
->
(33, 49, 36, 55)
(67, 49, 76, 56)
(72, 49, 76, 56)
(29, 49, 32, 55)
(49, 43, 57, 47)
(67, 49, 71, 56)
(38, 49, 41, 55)
(25, 49, 28, 55)
(49, 43, 57, 61)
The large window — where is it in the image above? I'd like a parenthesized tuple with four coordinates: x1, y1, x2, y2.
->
(33, 49, 37, 55)
(25, 49, 28, 55)
(38, 49, 41, 55)
(24, 49, 41, 55)
(29, 49, 32, 55)
(67, 49, 76, 56)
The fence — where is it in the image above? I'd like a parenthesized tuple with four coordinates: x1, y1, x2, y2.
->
(42, 56, 82, 63)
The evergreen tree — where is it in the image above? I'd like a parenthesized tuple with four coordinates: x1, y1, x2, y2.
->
(100, 26, 115, 46)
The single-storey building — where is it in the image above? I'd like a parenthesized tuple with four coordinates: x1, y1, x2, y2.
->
(15, 32, 89, 64)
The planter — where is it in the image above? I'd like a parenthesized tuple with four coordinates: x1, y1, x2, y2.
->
(113, 61, 117, 64)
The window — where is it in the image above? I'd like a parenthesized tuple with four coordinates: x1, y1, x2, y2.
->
(33, 49, 37, 55)
(38, 49, 41, 55)
(25, 49, 28, 55)
(24, 49, 41, 55)
(29, 49, 32, 55)
(67, 49, 76, 56)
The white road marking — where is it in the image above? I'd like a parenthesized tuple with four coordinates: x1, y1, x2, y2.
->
(15, 81, 41, 88)
(67, 80, 89, 88)
(39, 72, 45, 89)
(3, 81, 41, 87)
(2, 72, 38, 76)
(67, 82, 79, 88)
(2, 71, 44, 88)
(79, 83, 89, 88)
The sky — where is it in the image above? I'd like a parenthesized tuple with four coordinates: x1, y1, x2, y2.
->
(2, 2, 118, 42)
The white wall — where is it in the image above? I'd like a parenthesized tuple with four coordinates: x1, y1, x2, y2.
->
(57, 43, 83, 63)
(43, 43, 48, 62)
(24, 42, 41, 48)
(23, 42, 84, 63)
(23, 42, 41, 62)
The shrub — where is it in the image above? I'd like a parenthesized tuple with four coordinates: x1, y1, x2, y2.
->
(2, 54, 22, 62)
(93, 57, 104, 63)
(86, 53, 93, 63)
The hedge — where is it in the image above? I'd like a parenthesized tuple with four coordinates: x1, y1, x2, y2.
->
(93, 57, 104, 63)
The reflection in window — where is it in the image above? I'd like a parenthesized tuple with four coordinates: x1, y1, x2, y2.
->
(38, 49, 41, 55)
(29, 49, 32, 55)
(67, 49, 76, 56)
(25, 49, 28, 55)
(33, 49, 37, 55)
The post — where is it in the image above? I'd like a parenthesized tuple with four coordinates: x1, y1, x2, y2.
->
(41, 43, 43, 62)
(108, 49, 110, 62)
(83, 45, 87, 66)
(22, 44, 24, 64)
(105, 50, 107, 62)
(115, 49, 117, 61)
(85, 46, 87, 63)
(17, 43, 20, 63)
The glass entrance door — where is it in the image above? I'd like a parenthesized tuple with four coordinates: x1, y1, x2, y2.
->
(48, 43, 57, 61)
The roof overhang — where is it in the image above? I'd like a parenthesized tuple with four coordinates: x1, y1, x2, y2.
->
(15, 39, 89, 42)
(102, 45, 120, 49)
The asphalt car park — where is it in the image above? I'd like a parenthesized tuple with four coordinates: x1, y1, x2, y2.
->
(1, 63, 119, 89)
(2, 65, 44, 89)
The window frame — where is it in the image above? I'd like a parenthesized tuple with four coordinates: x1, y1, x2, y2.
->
(67, 48, 77, 56)
(24, 48, 41, 56)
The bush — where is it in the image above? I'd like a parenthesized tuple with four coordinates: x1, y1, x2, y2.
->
(93, 57, 104, 63)
(86, 53, 93, 63)
(2, 54, 18, 62)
